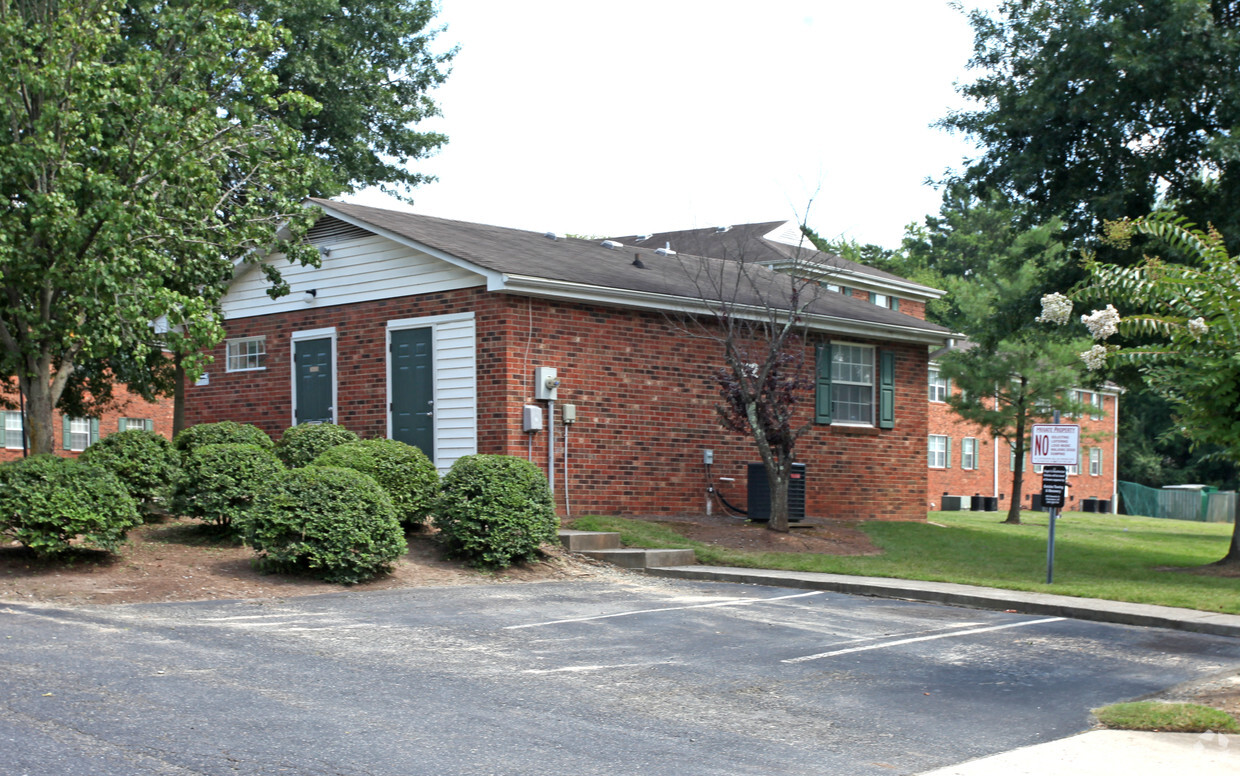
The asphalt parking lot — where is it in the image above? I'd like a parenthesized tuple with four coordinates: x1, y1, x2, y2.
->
(4, 576, 1240, 775)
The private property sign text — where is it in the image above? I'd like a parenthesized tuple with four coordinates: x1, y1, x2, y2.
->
(1030, 424, 1080, 466)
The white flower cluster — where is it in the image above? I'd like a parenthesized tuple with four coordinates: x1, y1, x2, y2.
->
(1188, 317, 1209, 338)
(1080, 344, 1109, 371)
(1036, 292, 1073, 325)
(1080, 304, 1121, 340)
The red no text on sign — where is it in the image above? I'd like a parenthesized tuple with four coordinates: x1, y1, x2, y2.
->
(1030, 424, 1080, 466)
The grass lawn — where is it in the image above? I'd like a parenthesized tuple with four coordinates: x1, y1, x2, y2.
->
(568, 511, 1240, 615)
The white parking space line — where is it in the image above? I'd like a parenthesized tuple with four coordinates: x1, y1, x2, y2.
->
(523, 661, 677, 675)
(783, 617, 1067, 663)
(505, 591, 825, 630)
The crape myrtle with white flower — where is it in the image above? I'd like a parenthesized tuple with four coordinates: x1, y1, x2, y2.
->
(1039, 213, 1240, 565)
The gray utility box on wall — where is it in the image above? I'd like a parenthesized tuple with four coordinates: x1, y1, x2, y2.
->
(747, 463, 806, 523)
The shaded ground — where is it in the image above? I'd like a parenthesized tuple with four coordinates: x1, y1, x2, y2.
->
(0, 517, 618, 606)
(636, 513, 882, 555)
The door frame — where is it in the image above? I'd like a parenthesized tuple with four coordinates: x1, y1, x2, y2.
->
(290, 327, 338, 427)
(385, 312, 473, 457)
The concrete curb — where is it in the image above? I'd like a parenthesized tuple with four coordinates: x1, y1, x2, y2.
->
(646, 566, 1240, 638)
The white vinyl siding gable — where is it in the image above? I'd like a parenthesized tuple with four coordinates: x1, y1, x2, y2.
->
(223, 233, 485, 320)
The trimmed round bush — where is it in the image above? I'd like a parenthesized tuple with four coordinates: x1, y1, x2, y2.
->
(434, 454, 558, 568)
(241, 467, 407, 584)
(79, 429, 179, 511)
(310, 439, 438, 527)
(275, 423, 360, 468)
(173, 421, 273, 455)
(174, 443, 284, 529)
(0, 455, 141, 557)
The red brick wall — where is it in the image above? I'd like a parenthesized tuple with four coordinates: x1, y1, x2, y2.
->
(0, 388, 174, 462)
(187, 288, 931, 521)
(926, 392, 1120, 512)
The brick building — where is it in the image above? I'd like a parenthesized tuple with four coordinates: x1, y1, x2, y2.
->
(0, 388, 174, 462)
(925, 348, 1121, 513)
(184, 200, 952, 520)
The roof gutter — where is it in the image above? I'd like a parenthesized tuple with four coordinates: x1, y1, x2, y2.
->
(497, 274, 953, 346)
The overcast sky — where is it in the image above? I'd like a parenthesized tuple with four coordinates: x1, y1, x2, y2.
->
(345, 0, 998, 249)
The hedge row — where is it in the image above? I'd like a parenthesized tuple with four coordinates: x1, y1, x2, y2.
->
(1, 421, 560, 581)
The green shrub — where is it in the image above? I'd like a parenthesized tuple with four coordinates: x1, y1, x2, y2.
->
(173, 421, 273, 455)
(311, 439, 438, 527)
(79, 429, 179, 510)
(0, 455, 141, 557)
(274, 423, 361, 467)
(174, 443, 284, 530)
(241, 467, 407, 584)
(435, 454, 558, 568)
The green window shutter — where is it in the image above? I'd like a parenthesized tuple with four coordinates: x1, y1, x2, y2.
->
(891, 297, 900, 312)
(945, 436, 952, 468)
(145, 419, 154, 432)
(90, 417, 100, 445)
(868, 291, 876, 304)
(62, 415, 70, 450)
(118, 418, 127, 432)
(878, 350, 895, 429)
(945, 378, 952, 395)
(1009, 447, 1015, 472)
(815, 344, 833, 424)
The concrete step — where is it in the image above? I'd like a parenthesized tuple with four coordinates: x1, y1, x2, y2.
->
(579, 548, 696, 570)
(558, 530, 622, 552)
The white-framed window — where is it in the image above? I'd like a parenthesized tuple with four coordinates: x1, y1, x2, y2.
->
(3, 411, 23, 450)
(1090, 393, 1104, 421)
(928, 435, 950, 468)
(868, 292, 899, 310)
(928, 367, 950, 402)
(831, 344, 874, 423)
(66, 417, 91, 452)
(1069, 390, 1085, 419)
(226, 336, 267, 372)
(821, 282, 851, 296)
(120, 418, 153, 432)
(1089, 447, 1102, 476)
(961, 437, 977, 470)
(1034, 462, 1044, 474)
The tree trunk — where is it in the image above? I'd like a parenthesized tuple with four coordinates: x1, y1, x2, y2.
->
(172, 353, 187, 438)
(1005, 429, 1027, 525)
(23, 375, 56, 456)
(767, 458, 791, 533)
(1213, 497, 1240, 566)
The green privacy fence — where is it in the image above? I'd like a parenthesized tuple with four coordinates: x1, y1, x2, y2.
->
(1117, 481, 1236, 523)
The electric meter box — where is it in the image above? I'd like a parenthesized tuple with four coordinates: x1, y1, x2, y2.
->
(534, 366, 559, 401)
(522, 405, 543, 432)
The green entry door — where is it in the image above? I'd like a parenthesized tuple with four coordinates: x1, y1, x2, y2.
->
(390, 327, 434, 460)
(294, 337, 334, 424)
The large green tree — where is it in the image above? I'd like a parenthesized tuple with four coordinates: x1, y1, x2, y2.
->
(1047, 214, 1240, 563)
(944, 0, 1240, 248)
(0, 0, 324, 453)
(939, 336, 1091, 524)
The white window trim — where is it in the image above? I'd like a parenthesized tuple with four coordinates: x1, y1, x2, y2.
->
(928, 434, 949, 469)
(1090, 393, 1104, 421)
(67, 417, 91, 452)
(1089, 447, 1102, 476)
(961, 437, 977, 470)
(830, 340, 876, 427)
(4, 411, 23, 450)
(225, 335, 267, 373)
(928, 368, 948, 403)
(290, 327, 338, 428)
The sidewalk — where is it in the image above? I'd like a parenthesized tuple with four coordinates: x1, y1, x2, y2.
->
(646, 565, 1240, 638)
(644, 565, 1240, 776)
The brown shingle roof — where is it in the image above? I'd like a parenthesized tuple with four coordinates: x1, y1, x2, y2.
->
(308, 199, 949, 338)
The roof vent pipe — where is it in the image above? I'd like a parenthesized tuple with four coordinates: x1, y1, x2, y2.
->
(601, 240, 623, 250)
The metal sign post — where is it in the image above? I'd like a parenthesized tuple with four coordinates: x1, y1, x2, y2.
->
(1031, 422, 1079, 585)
